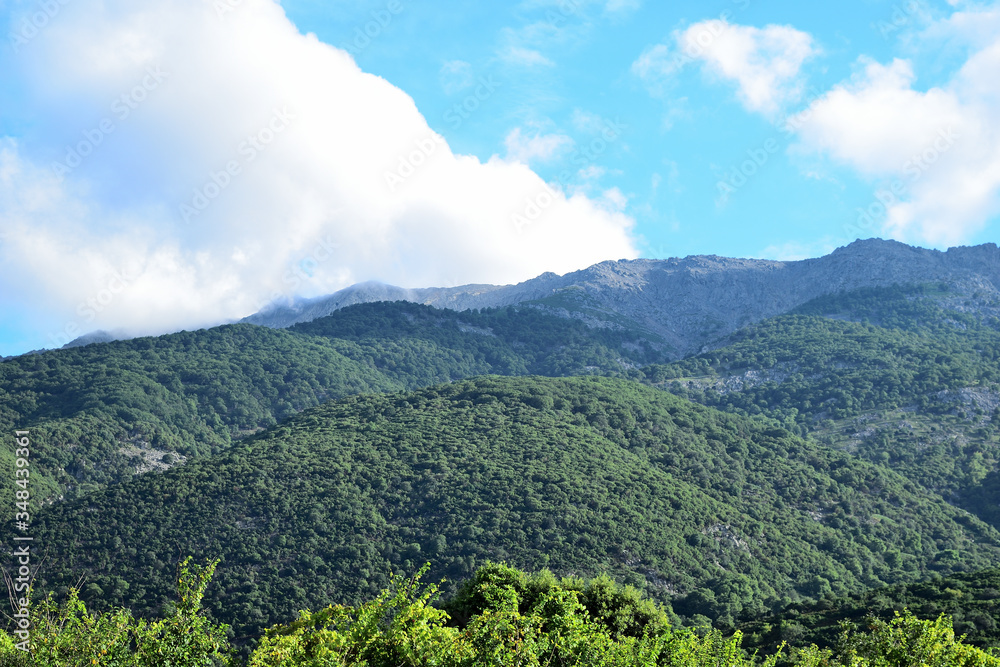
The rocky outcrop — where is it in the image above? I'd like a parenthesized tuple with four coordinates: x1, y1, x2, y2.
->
(243, 239, 1000, 358)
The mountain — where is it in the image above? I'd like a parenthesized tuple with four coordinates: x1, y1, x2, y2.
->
(62, 329, 132, 349)
(30, 376, 1000, 640)
(10, 239, 1000, 656)
(243, 239, 1000, 358)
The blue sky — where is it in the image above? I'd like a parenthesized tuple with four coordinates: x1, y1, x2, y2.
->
(0, 0, 998, 355)
(281, 0, 997, 259)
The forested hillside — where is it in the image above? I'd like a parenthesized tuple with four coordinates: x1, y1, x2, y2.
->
(739, 566, 1000, 657)
(647, 284, 1000, 530)
(7, 282, 998, 521)
(28, 376, 1000, 640)
(0, 303, 664, 513)
(10, 278, 1000, 662)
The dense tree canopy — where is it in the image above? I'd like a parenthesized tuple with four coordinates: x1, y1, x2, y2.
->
(0, 302, 666, 515)
(27, 376, 1000, 640)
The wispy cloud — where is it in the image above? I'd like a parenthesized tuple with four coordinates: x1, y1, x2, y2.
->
(604, 0, 642, 15)
(634, 19, 819, 117)
(499, 45, 556, 67)
(504, 127, 574, 164)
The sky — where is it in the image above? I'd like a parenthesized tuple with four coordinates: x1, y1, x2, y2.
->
(0, 0, 998, 355)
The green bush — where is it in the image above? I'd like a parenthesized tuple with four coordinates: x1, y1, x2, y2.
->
(0, 558, 232, 666)
(5, 560, 1000, 666)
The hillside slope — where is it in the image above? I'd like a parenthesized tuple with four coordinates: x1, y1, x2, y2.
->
(30, 376, 1000, 640)
(648, 284, 1000, 529)
(0, 303, 667, 511)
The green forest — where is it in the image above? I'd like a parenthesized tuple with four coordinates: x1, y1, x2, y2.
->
(0, 302, 666, 516)
(21, 376, 1000, 639)
(644, 284, 1000, 531)
(739, 565, 1000, 658)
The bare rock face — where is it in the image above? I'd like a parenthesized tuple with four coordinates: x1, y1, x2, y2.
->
(243, 239, 1000, 359)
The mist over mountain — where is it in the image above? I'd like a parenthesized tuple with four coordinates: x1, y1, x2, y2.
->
(244, 239, 1000, 358)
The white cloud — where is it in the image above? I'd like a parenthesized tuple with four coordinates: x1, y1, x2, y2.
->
(919, 4, 1000, 49)
(578, 165, 607, 180)
(631, 44, 676, 95)
(499, 45, 555, 67)
(600, 187, 629, 211)
(793, 59, 966, 175)
(0, 0, 637, 346)
(571, 109, 607, 133)
(519, 0, 641, 17)
(792, 23, 1000, 246)
(634, 19, 818, 116)
(504, 127, 574, 164)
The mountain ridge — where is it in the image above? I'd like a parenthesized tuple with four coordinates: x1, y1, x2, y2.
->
(243, 239, 1000, 358)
